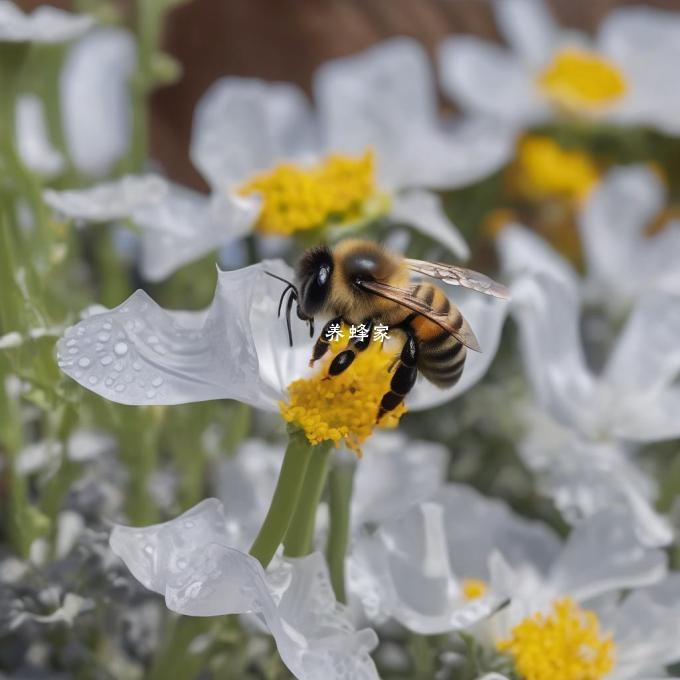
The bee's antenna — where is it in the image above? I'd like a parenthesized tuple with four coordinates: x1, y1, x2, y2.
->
(264, 270, 313, 346)
(284, 288, 296, 347)
(265, 271, 299, 295)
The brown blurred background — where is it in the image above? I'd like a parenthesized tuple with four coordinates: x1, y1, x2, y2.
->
(18, 0, 680, 190)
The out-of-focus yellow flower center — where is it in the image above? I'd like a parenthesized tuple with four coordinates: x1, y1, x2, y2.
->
(279, 331, 406, 456)
(239, 150, 385, 236)
(497, 598, 615, 680)
(513, 135, 599, 203)
(538, 48, 627, 112)
(462, 578, 488, 600)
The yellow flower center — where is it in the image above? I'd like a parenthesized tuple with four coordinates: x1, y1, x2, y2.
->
(513, 135, 599, 203)
(239, 150, 386, 236)
(279, 330, 406, 455)
(462, 578, 488, 600)
(497, 598, 615, 680)
(538, 48, 627, 112)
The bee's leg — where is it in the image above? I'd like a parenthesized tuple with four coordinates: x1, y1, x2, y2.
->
(309, 316, 343, 367)
(327, 319, 373, 377)
(377, 330, 418, 422)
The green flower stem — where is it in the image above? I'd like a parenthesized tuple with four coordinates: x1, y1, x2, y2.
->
(249, 426, 315, 568)
(283, 440, 333, 557)
(326, 461, 355, 603)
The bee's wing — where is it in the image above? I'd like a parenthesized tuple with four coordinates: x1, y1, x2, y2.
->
(355, 279, 481, 352)
(405, 259, 510, 300)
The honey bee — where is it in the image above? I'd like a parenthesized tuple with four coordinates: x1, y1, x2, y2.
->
(268, 239, 509, 420)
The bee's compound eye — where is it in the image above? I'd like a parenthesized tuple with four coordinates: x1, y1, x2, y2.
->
(317, 266, 329, 286)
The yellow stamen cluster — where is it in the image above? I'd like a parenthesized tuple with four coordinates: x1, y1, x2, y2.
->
(239, 150, 379, 236)
(538, 48, 627, 112)
(279, 332, 406, 455)
(497, 598, 615, 680)
(462, 578, 488, 600)
(513, 135, 599, 203)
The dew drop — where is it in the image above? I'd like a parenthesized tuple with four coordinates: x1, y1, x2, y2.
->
(132, 361, 142, 371)
(154, 345, 167, 355)
(103, 322, 112, 330)
(66, 339, 77, 348)
(145, 389, 156, 399)
(105, 378, 113, 387)
(98, 332, 110, 342)
(75, 370, 83, 378)
(114, 342, 128, 356)
(88, 376, 98, 385)
(77, 327, 85, 336)
(184, 520, 195, 529)
(147, 335, 159, 345)
(115, 383, 125, 393)
(176, 558, 187, 569)
(113, 361, 123, 372)
(151, 376, 164, 387)
(143, 545, 153, 554)
(78, 357, 91, 368)
(100, 355, 113, 366)
(68, 347, 78, 355)
(95, 343, 104, 351)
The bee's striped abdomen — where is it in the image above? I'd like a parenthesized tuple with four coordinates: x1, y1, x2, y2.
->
(409, 283, 467, 388)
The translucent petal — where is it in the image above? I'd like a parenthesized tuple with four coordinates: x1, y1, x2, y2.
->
(434, 483, 561, 579)
(613, 387, 680, 443)
(518, 417, 673, 547)
(56, 262, 302, 410)
(496, 224, 579, 296)
(599, 7, 680, 135)
(389, 190, 470, 260)
(135, 184, 259, 281)
(0, 2, 93, 43)
(510, 274, 595, 430)
(315, 37, 437, 189)
(549, 509, 667, 601)
(191, 77, 316, 191)
(110, 501, 379, 680)
(493, 0, 558, 67)
(604, 292, 680, 393)
(349, 502, 503, 634)
(44, 175, 168, 222)
(408, 287, 509, 410)
(351, 432, 448, 529)
(62, 28, 135, 177)
(580, 165, 664, 300)
(16, 95, 63, 176)
(438, 37, 544, 125)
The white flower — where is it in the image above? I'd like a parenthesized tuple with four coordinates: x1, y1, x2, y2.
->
(496, 230, 679, 544)
(55, 259, 508, 414)
(579, 165, 680, 310)
(109, 498, 380, 680)
(439, 0, 680, 135)
(45, 38, 514, 281)
(0, 1, 93, 43)
(16, 95, 63, 177)
(472, 509, 673, 680)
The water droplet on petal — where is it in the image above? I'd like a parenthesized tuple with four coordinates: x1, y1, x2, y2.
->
(78, 357, 91, 368)
(100, 355, 113, 366)
(95, 343, 104, 351)
(98, 332, 110, 342)
(144, 545, 153, 554)
(154, 345, 166, 355)
(88, 376, 98, 385)
(151, 377, 163, 387)
(113, 361, 123, 372)
(68, 347, 78, 355)
(103, 322, 112, 330)
(145, 389, 156, 399)
(184, 520, 195, 528)
(147, 335, 159, 345)
(133, 361, 142, 371)
(105, 378, 113, 387)
(66, 339, 77, 348)
(114, 342, 128, 356)
(115, 383, 125, 393)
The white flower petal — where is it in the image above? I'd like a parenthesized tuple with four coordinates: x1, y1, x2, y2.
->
(56, 262, 298, 409)
(61, 27, 135, 177)
(44, 175, 168, 222)
(493, 0, 558, 67)
(434, 483, 561, 579)
(16, 95, 63, 177)
(408, 287, 509, 411)
(607, 576, 680, 678)
(389, 189, 470, 260)
(510, 274, 595, 431)
(549, 509, 667, 601)
(604, 292, 680, 393)
(613, 386, 680, 443)
(438, 37, 544, 125)
(135, 183, 259, 281)
(599, 7, 680, 135)
(396, 118, 516, 192)
(496, 224, 579, 296)
(191, 77, 316, 191)
(349, 502, 503, 634)
(351, 432, 448, 529)
(518, 416, 673, 547)
(0, 2, 93, 43)
(580, 165, 665, 301)
(111, 501, 379, 680)
(315, 37, 437, 188)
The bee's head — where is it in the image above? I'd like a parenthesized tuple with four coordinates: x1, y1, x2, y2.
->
(295, 245, 334, 317)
